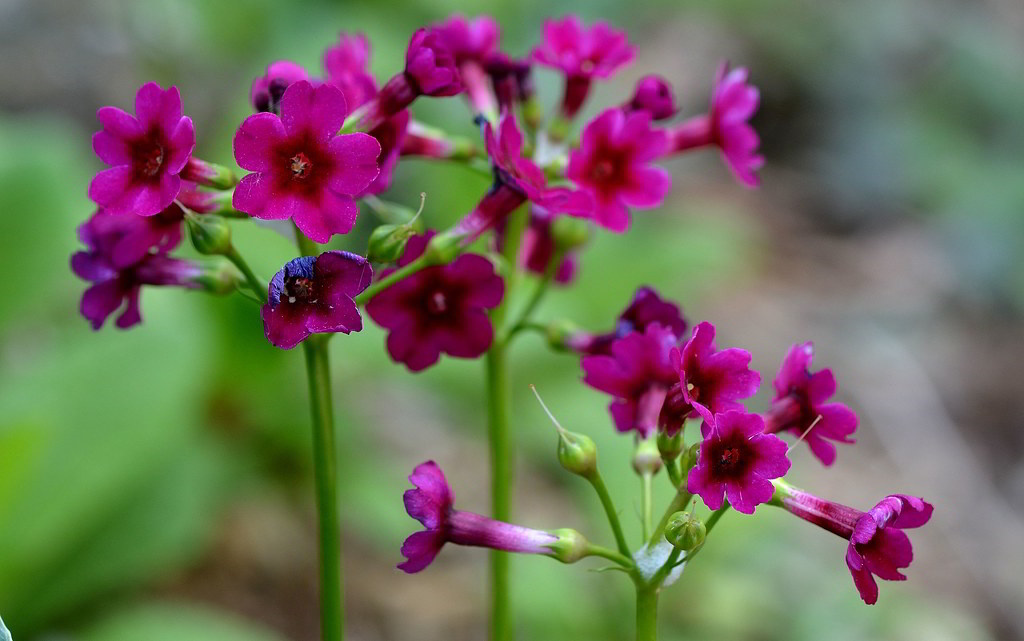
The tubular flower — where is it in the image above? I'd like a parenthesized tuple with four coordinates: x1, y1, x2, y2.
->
(567, 108, 670, 232)
(432, 14, 500, 116)
(323, 33, 377, 111)
(764, 342, 858, 466)
(568, 285, 687, 355)
(484, 53, 534, 112)
(89, 82, 195, 216)
(399, 461, 558, 573)
(518, 208, 578, 284)
(668, 62, 763, 187)
(778, 485, 933, 605)
(365, 232, 504, 372)
(71, 210, 203, 330)
(531, 16, 634, 118)
(622, 74, 677, 120)
(232, 81, 381, 243)
(250, 60, 311, 114)
(454, 112, 592, 241)
(581, 323, 678, 438)
(261, 251, 372, 349)
(687, 411, 790, 514)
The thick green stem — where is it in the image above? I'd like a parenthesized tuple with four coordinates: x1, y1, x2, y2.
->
(505, 249, 564, 341)
(587, 471, 631, 558)
(585, 543, 635, 569)
(485, 343, 513, 641)
(224, 246, 267, 302)
(302, 338, 344, 641)
(635, 585, 659, 641)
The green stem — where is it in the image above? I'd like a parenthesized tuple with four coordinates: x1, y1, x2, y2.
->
(295, 228, 320, 257)
(587, 471, 631, 558)
(650, 547, 682, 587)
(705, 504, 730, 534)
(225, 246, 267, 302)
(649, 490, 693, 548)
(504, 249, 564, 341)
(641, 472, 654, 541)
(664, 459, 683, 489)
(302, 338, 344, 641)
(354, 255, 430, 305)
(585, 543, 635, 569)
(635, 585, 659, 641)
(485, 342, 513, 641)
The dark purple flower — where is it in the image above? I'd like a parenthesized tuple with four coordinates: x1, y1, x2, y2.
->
(261, 251, 372, 349)
(251, 60, 311, 114)
(659, 321, 760, 434)
(764, 342, 858, 466)
(531, 16, 634, 118)
(779, 485, 933, 604)
(567, 108, 670, 232)
(668, 62, 763, 187)
(399, 461, 558, 573)
(323, 33, 377, 111)
(484, 53, 534, 111)
(623, 75, 677, 121)
(71, 210, 202, 329)
(569, 286, 687, 355)
(455, 112, 592, 241)
(581, 323, 678, 438)
(89, 82, 195, 216)
(365, 232, 503, 371)
(687, 411, 790, 514)
(232, 81, 381, 243)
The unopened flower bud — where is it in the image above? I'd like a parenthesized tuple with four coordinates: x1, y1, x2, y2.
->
(191, 260, 243, 295)
(186, 213, 232, 256)
(424, 230, 464, 265)
(556, 425, 597, 478)
(545, 528, 589, 564)
(543, 319, 587, 352)
(664, 511, 706, 552)
(182, 157, 238, 190)
(367, 223, 416, 263)
(632, 436, 663, 476)
(657, 430, 684, 461)
(551, 215, 589, 251)
(680, 442, 700, 473)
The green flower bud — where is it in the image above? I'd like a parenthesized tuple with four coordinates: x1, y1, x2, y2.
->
(423, 230, 465, 265)
(680, 442, 700, 474)
(632, 436, 663, 476)
(191, 260, 243, 295)
(551, 214, 589, 251)
(186, 213, 232, 256)
(366, 223, 416, 263)
(657, 430, 684, 461)
(543, 319, 586, 352)
(664, 511, 706, 552)
(556, 425, 597, 478)
(545, 528, 589, 564)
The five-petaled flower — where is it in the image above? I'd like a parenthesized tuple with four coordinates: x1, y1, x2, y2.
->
(567, 108, 671, 232)
(399, 460, 558, 573)
(232, 80, 381, 243)
(89, 82, 196, 216)
(687, 410, 790, 514)
(262, 251, 373, 349)
(764, 342, 858, 466)
(778, 484, 933, 604)
(667, 62, 763, 187)
(366, 232, 504, 371)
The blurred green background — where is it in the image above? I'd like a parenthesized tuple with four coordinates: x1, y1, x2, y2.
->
(1, 0, 1023, 639)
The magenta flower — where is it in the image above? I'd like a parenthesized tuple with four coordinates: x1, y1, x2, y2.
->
(623, 75, 677, 121)
(365, 232, 504, 371)
(567, 108, 670, 232)
(363, 110, 410, 196)
(71, 210, 202, 330)
(399, 461, 558, 573)
(484, 53, 534, 112)
(432, 15, 500, 116)
(518, 208, 577, 284)
(569, 286, 687, 355)
(261, 251, 372, 350)
(764, 342, 858, 466)
(454, 112, 592, 241)
(668, 62, 763, 187)
(251, 60, 311, 114)
(531, 16, 634, 118)
(779, 486, 933, 604)
(660, 321, 760, 434)
(89, 82, 195, 216)
(323, 33, 377, 111)
(581, 323, 678, 438)
(232, 81, 381, 243)
(687, 411, 790, 514)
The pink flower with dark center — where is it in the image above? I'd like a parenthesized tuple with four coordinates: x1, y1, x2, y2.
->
(581, 323, 678, 438)
(779, 485, 933, 604)
(323, 33, 377, 111)
(623, 75, 677, 121)
(687, 411, 790, 514)
(764, 342, 858, 466)
(232, 81, 381, 243)
(251, 60, 311, 114)
(399, 461, 558, 573)
(365, 232, 504, 372)
(668, 62, 763, 187)
(71, 210, 202, 330)
(569, 286, 687, 355)
(659, 321, 760, 434)
(89, 82, 195, 216)
(567, 108, 670, 232)
(531, 16, 634, 118)
(261, 251, 372, 350)
(455, 112, 592, 241)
